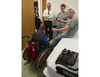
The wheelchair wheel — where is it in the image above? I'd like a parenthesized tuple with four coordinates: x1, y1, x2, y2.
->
(23, 47, 29, 60)
(35, 49, 48, 70)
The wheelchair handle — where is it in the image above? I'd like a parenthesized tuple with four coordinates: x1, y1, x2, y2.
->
(22, 35, 30, 39)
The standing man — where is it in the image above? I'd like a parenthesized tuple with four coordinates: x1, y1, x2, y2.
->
(51, 8, 78, 51)
(43, 2, 54, 41)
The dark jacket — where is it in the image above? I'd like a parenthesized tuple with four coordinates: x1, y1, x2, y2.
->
(35, 13, 42, 25)
(32, 31, 46, 48)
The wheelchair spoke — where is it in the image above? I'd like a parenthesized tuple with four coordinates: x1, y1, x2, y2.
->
(39, 53, 47, 66)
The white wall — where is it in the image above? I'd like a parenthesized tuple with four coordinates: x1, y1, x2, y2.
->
(47, 0, 78, 25)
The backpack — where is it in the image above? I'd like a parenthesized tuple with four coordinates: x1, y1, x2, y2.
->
(27, 43, 38, 60)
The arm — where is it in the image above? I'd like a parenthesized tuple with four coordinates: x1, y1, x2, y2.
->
(35, 15, 42, 24)
(60, 19, 69, 23)
(57, 16, 69, 23)
(52, 24, 71, 32)
(57, 13, 68, 23)
(52, 18, 76, 32)
(47, 11, 54, 19)
(43, 10, 49, 18)
(56, 17, 60, 21)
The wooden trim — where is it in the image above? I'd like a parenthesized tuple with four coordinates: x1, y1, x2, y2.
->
(42, 0, 46, 26)
(34, 0, 38, 1)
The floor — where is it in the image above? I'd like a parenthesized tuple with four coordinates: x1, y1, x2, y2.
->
(22, 40, 53, 77)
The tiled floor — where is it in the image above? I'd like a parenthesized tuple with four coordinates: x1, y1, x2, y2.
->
(22, 40, 53, 77)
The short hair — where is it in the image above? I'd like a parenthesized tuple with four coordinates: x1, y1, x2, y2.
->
(60, 4, 66, 8)
(67, 8, 75, 14)
(34, 7, 38, 13)
(38, 26, 45, 31)
(47, 2, 51, 7)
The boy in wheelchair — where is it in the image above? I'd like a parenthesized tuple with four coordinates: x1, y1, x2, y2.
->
(32, 26, 48, 52)
(23, 26, 51, 67)
(26, 26, 48, 62)
(24, 26, 50, 69)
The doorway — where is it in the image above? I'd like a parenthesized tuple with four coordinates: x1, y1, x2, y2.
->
(34, 0, 38, 8)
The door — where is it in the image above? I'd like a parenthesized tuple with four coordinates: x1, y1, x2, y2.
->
(22, 0, 35, 50)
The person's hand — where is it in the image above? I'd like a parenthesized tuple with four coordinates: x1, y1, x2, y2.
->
(57, 18, 61, 21)
(59, 18, 62, 21)
(57, 17, 59, 21)
(52, 28, 57, 31)
(60, 20, 63, 22)
(49, 14, 51, 16)
(59, 31, 62, 33)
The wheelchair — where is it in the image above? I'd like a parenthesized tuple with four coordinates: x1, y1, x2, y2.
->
(22, 35, 51, 70)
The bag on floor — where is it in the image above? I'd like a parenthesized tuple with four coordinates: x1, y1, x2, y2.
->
(55, 49, 78, 77)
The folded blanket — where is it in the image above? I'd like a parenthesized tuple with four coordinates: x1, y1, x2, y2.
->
(55, 48, 78, 77)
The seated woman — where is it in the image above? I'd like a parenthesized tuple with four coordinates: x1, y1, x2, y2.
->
(34, 7, 42, 31)
(56, 4, 69, 34)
